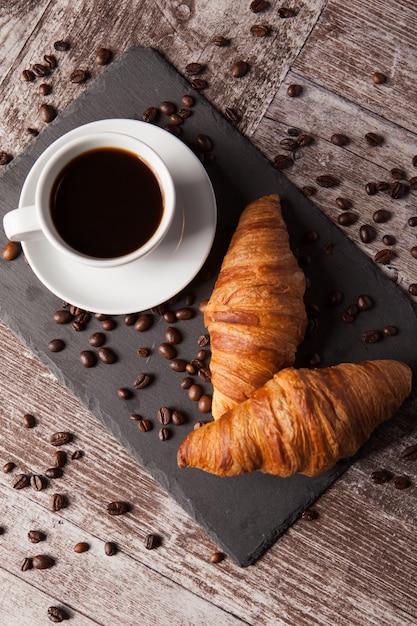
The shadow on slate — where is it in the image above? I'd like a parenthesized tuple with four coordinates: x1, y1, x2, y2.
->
(0, 47, 416, 567)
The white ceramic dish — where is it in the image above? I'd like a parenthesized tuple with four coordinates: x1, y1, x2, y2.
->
(19, 119, 217, 314)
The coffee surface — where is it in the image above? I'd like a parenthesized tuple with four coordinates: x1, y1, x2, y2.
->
(50, 147, 164, 258)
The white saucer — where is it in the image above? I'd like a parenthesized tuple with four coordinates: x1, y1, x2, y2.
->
(20, 119, 217, 314)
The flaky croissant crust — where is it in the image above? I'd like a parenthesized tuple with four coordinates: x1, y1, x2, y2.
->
(178, 360, 412, 477)
(204, 195, 307, 419)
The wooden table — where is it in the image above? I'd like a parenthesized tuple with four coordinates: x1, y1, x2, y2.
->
(1, 1, 416, 624)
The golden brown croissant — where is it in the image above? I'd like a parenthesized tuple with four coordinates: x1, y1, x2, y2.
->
(178, 360, 412, 477)
(204, 194, 307, 419)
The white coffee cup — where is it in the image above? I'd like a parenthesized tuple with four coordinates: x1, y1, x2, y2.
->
(3, 131, 176, 267)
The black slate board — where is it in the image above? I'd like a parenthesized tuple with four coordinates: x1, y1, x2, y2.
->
(1, 47, 417, 567)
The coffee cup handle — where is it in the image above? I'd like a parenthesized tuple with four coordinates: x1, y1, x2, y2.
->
(3, 206, 43, 242)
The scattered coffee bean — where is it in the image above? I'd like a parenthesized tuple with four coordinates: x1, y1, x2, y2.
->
(390, 167, 405, 180)
(278, 6, 297, 17)
(45, 467, 63, 479)
(22, 69, 35, 82)
(373, 209, 391, 223)
(134, 373, 152, 389)
(287, 84, 302, 97)
(53, 310, 73, 324)
(169, 359, 187, 372)
(401, 443, 417, 461)
(181, 377, 193, 389)
(359, 224, 376, 243)
(30, 474, 45, 491)
(372, 71, 386, 84)
(158, 427, 171, 441)
(172, 410, 186, 426)
(250, 24, 269, 37)
(182, 94, 195, 106)
(13, 474, 30, 490)
(188, 384, 203, 401)
(169, 113, 183, 125)
(196, 134, 213, 152)
(54, 40, 70, 51)
(95, 47, 112, 65)
(134, 313, 154, 332)
(362, 329, 382, 344)
(69, 69, 89, 84)
(365, 182, 377, 196)
(38, 83, 52, 96)
(393, 475, 411, 490)
(335, 197, 351, 211)
(117, 388, 132, 400)
(48, 339, 65, 353)
(408, 216, 417, 227)
(356, 295, 373, 311)
(316, 174, 339, 188)
(43, 54, 57, 69)
(388, 181, 408, 199)
(279, 137, 298, 151)
(328, 290, 344, 307)
(157, 407, 172, 425)
(158, 342, 177, 360)
(107, 501, 130, 516)
(272, 154, 293, 170)
(231, 60, 249, 78)
(3, 461, 16, 473)
(28, 530, 46, 543)
(301, 508, 319, 521)
(411, 246, 417, 259)
(165, 327, 182, 345)
(39, 103, 57, 123)
(102, 318, 116, 331)
(71, 450, 83, 460)
(74, 541, 89, 553)
(0, 151, 12, 165)
(21, 557, 33, 571)
(374, 249, 393, 264)
(104, 541, 118, 556)
(98, 347, 117, 364)
(53, 450, 67, 468)
(185, 62, 205, 75)
(89, 332, 105, 347)
(198, 367, 212, 383)
(33, 554, 54, 569)
(209, 551, 225, 563)
(2, 241, 20, 260)
(23, 413, 36, 429)
(178, 108, 192, 119)
(191, 78, 208, 91)
(365, 132, 383, 147)
(50, 431, 72, 446)
(330, 133, 349, 147)
(80, 350, 97, 368)
(408, 283, 417, 295)
(47, 606, 65, 623)
(145, 533, 161, 550)
(409, 176, 417, 190)
(296, 133, 313, 147)
(137, 347, 151, 358)
(250, 0, 269, 13)
(33, 63, 50, 77)
(371, 469, 391, 484)
(142, 106, 159, 123)
(197, 334, 210, 347)
(382, 325, 398, 336)
(175, 307, 195, 320)
(338, 212, 357, 226)
(198, 395, 212, 413)
(138, 419, 152, 432)
(382, 234, 395, 246)
(50, 493, 64, 511)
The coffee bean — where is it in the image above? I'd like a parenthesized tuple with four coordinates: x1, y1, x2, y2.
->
(196, 134, 213, 152)
(250, 0, 269, 12)
(33, 63, 51, 77)
(89, 332, 105, 347)
(172, 410, 186, 426)
(330, 133, 349, 147)
(158, 343, 177, 360)
(169, 113, 183, 125)
(388, 181, 408, 199)
(382, 234, 395, 246)
(21, 557, 33, 571)
(2, 241, 20, 260)
(408, 216, 417, 227)
(316, 174, 339, 188)
(401, 443, 417, 461)
(411, 246, 417, 258)
(371, 469, 391, 484)
(185, 62, 205, 75)
(301, 508, 319, 521)
(365, 182, 377, 196)
(138, 419, 152, 432)
(296, 133, 313, 147)
(28, 530, 46, 543)
(13, 474, 30, 489)
(70, 69, 89, 84)
(33, 554, 54, 569)
(45, 467, 63, 479)
(53, 450, 67, 468)
(22, 69, 35, 82)
(198, 367, 212, 383)
(158, 427, 171, 441)
(272, 154, 293, 170)
(356, 295, 373, 311)
(372, 71, 386, 84)
(142, 106, 159, 123)
(250, 24, 269, 37)
(231, 60, 249, 78)
(104, 541, 118, 556)
(53, 310, 73, 324)
(393, 475, 411, 490)
(165, 327, 182, 345)
(54, 40, 70, 51)
(278, 7, 297, 17)
(23, 413, 36, 428)
(335, 197, 351, 211)
(50, 493, 64, 511)
(145, 533, 161, 550)
(137, 347, 151, 358)
(133, 373, 152, 389)
(409, 176, 417, 190)
(373, 209, 391, 223)
(390, 167, 405, 180)
(279, 137, 298, 151)
(44, 54, 57, 69)
(362, 329, 382, 344)
(359, 224, 376, 243)
(98, 347, 117, 364)
(374, 249, 393, 264)
(181, 377, 193, 389)
(376, 181, 390, 191)
(365, 132, 383, 146)
(107, 501, 130, 516)
(30, 474, 45, 491)
(338, 212, 357, 226)
(39, 103, 57, 123)
(38, 83, 52, 96)
(382, 325, 398, 336)
(198, 395, 212, 413)
(48, 339, 65, 353)
(287, 84, 302, 97)
(157, 407, 172, 425)
(188, 384, 203, 401)
(50, 431, 72, 446)
(95, 47, 112, 65)
(71, 450, 83, 460)
(3, 461, 16, 473)
(74, 541, 89, 553)
(212, 35, 230, 46)
(209, 551, 225, 563)
(47, 606, 65, 623)
(197, 334, 210, 347)
(102, 318, 116, 331)
(191, 78, 208, 91)
(80, 350, 97, 368)
(327, 290, 344, 307)
(169, 359, 187, 372)
(409, 283, 417, 295)
(178, 108, 192, 119)
(134, 313, 154, 332)
(182, 94, 195, 106)
(175, 307, 195, 320)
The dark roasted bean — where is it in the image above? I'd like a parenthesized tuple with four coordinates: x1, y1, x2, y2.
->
(371, 469, 391, 484)
(409, 283, 417, 295)
(95, 47, 112, 65)
(296, 133, 313, 147)
(198, 367, 212, 383)
(198, 395, 212, 413)
(231, 60, 249, 78)
(196, 134, 213, 152)
(142, 106, 159, 122)
(3, 461, 16, 473)
(70, 69, 89, 83)
(71, 450, 83, 460)
(328, 290, 344, 307)
(278, 6, 297, 17)
(356, 295, 373, 311)
(33, 554, 54, 569)
(48, 338, 65, 353)
(117, 388, 132, 400)
(104, 541, 118, 556)
(287, 84, 302, 97)
(401, 444, 417, 461)
(0, 151, 12, 165)
(80, 350, 97, 368)
(250, 0, 269, 13)
(163, 310, 176, 323)
(53, 450, 67, 468)
(250, 24, 269, 37)
(21, 557, 33, 571)
(272, 154, 293, 170)
(39, 83, 52, 97)
(101, 318, 115, 331)
(372, 71, 386, 84)
(89, 332, 105, 347)
(388, 181, 408, 199)
(158, 427, 171, 441)
(382, 325, 398, 336)
(169, 113, 183, 125)
(210, 551, 225, 563)
(133, 373, 152, 389)
(301, 508, 319, 520)
(410, 246, 417, 259)
(145, 533, 161, 549)
(178, 107, 192, 119)
(28, 530, 46, 543)
(165, 326, 182, 344)
(74, 541, 89, 553)
(365, 132, 383, 146)
(30, 474, 45, 491)
(330, 133, 349, 147)
(365, 182, 377, 196)
(338, 212, 357, 226)
(157, 407, 172, 425)
(159, 101, 176, 115)
(382, 234, 395, 246)
(137, 347, 150, 358)
(390, 167, 405, 180)
(107, 501, 130, 516)
(158, 342, 177, 360)
(33, 63, 50, 77)
(23, 413, 36, 428)
(362, 329, 382, 344)
(13, 474, 30, 489)
(39, 103, 56, 123)
(316, 174, 339, 188)
(212, 35, 230, 46)
(198, 334, 210, 347)
(134, 313, 154, 332)
(181, 377, 193, 389)
(188, 384, 203, 401)
(359, 224, 376, 243)
(185, 62, 205, 75)
(182, 94, 195, 106)
(54, 40, 70, 51)
(53, 309, 73, 324)
(50, 431, 72, 446)
(44, 54, 57, 69)
(175, 307, 195, 320)
(50, 493, 64, 511)
(47, 606, 65, 622)
(2, 241, 20, 260)
(98, 347, 117, 364)
(138, 419, 152, 432)
(169, 359, 187, 372)
(409, 176, 417, 190)
(279, 137, 298, 151)
(191, 78, 208, 90)
(302, 185, 316, 196)
(22, 69, 35, 82)
(172, 410, 186, 425)
(45, 467, 63, 479)
(374, 249, 393, 264)
(393, 475, 411, 490)
(373, 209, 391, 223)
(335, 197, 351, 210)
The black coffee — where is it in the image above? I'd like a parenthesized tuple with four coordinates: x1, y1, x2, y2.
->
(50, 147, 164, 258)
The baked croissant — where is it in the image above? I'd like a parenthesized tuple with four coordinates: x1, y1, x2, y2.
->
(204, 194, 307, 419)
(178, 360, 412, 477)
